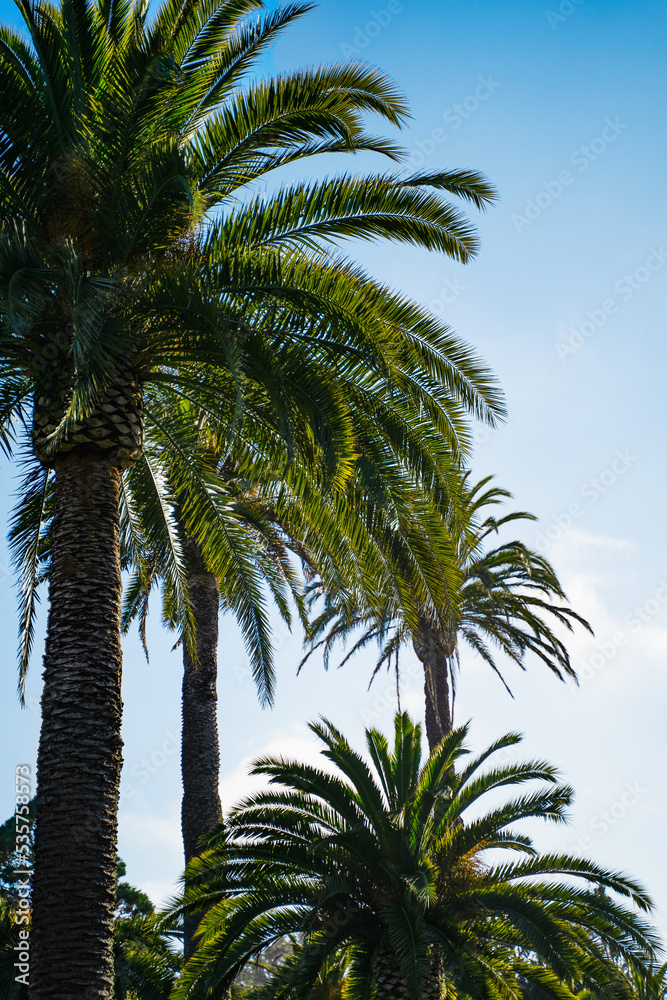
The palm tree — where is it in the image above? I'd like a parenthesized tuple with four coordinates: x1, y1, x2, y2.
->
(419, 475, 593, 746)
(0, 798, 179, 1000)
(0, 0, 507, 988)
(127, 439, 310, 959)
(131, 180, 504, 941)
(170, 712, 656, 1000)
(0, 844, 180, 1000)
(119, 389, 472, 956)
(0, 895, 181, 1000)
(304, 474, 591, 750)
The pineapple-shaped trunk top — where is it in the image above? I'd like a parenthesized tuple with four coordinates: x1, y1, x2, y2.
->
(31, 323, 144, 468)
(373, 948, 443, 1000)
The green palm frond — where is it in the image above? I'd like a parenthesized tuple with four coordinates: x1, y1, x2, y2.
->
(166, 713, 657, 1000)
(7, 450, 53, 700)
(220, 174, 483, 260)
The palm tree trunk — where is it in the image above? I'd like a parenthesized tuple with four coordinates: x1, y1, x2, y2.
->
(412, 618, 453, 751)
(181, 540, 222, 960)
(31, 452, 123, 1000)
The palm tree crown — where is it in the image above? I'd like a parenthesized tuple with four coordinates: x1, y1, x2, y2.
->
(303, 474, 591, 748)
(172, 713, 656, 1000)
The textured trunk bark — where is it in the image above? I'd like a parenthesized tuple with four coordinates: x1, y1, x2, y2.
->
(181, 544, 222, 960)
(374, 947, 442, 1000)
(30, 452, 123, 1000)
(412, 619, 453, 752)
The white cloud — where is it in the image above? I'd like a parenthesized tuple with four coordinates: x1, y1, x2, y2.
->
(219, 726, 337, 813)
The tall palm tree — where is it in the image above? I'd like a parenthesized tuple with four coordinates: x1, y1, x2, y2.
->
(0, 893, 181, 1000)
(119, 377, 474, 956)
(1, 0, 506, 985)
(0, 808, 179, 1000)
(170, 712, 656, 1000)
(304, 474, 591, 750)
(10, 269, 501, 968)
(124, 437, 310, 959)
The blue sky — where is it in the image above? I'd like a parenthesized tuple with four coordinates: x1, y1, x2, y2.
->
(1, 0, 667, 940)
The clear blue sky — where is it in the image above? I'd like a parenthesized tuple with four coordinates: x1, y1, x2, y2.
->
(1, 0, 667, 939)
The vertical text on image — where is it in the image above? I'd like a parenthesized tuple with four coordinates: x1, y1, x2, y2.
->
(14, 764, 32, 987)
